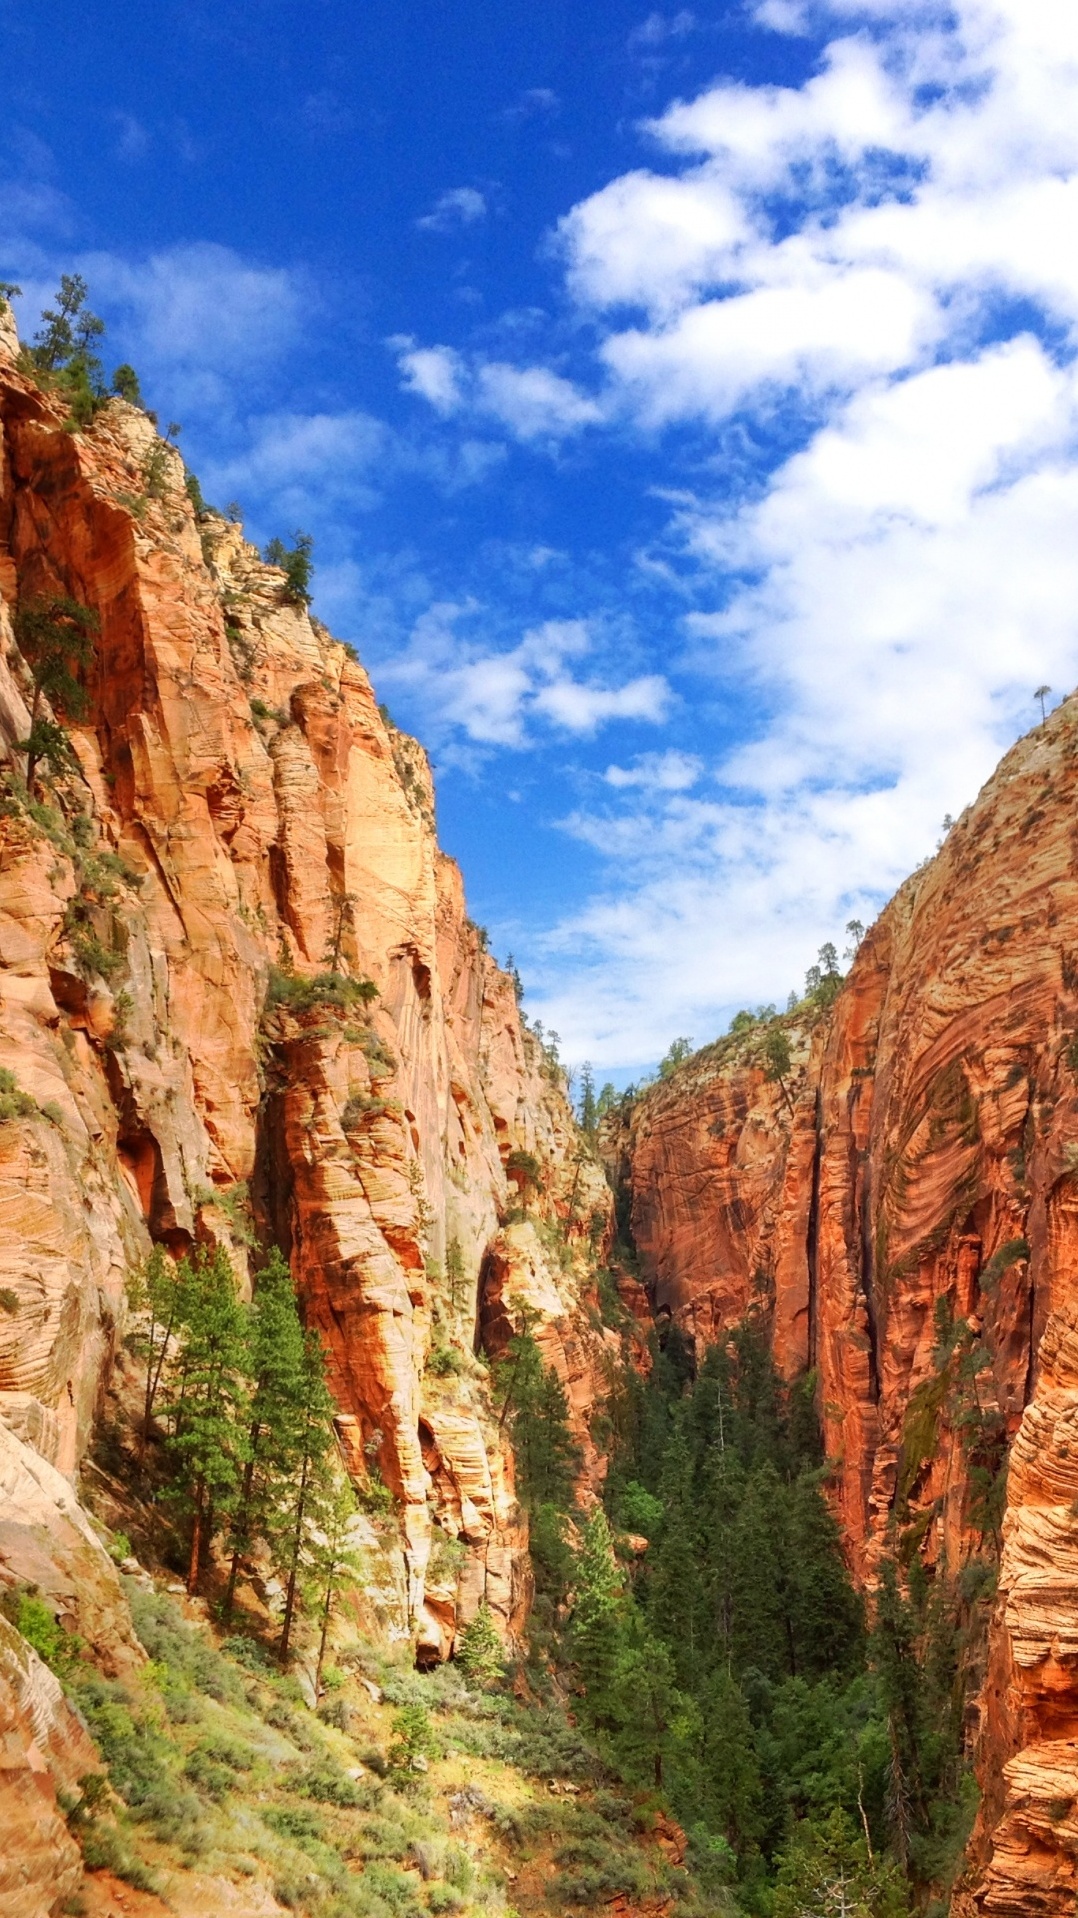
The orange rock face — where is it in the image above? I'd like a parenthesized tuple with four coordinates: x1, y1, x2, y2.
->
(0, 338, 600, 1690)
(617, 698, 1078, 1907)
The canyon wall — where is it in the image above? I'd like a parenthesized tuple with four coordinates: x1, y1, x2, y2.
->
(614, 700, 1078, 1912)
(0, 321, 608, 1740)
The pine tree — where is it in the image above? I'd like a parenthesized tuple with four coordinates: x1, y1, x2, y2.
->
(222, 1248, 307, 1622)
(610, 1628, 692, 1791)
(273, 1328, 338, 1665)
(570, 1509, 628, 1726)
(161, 1246, 250, 1593)
(13, 595, 97, 791)
(456, 1602, 505, 1687)
(773, 1808, 908, 1918)
(304, 1471, 365, 1695)
(129, 1244, 182, 1467)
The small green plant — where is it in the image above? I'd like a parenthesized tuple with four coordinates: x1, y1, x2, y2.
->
(658, 1036, 694, 1077)
(0, 1067, 39, 1124)
(0, 1287, 19, 1314)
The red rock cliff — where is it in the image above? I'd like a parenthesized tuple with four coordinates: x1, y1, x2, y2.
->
(615, 700, 1078, 1911)
(0, 322, 608, 1704)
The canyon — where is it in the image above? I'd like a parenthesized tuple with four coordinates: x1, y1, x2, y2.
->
(1, 297, 1077, 1914)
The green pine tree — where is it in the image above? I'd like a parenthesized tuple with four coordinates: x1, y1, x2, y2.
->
(161, 1246, 250, 1593)
(273, 1328, 338, 1665)
(455, 1602, 505, 1687)
(222, 1247, 307, 1621)
(304, 1470, 365, 1695)
(13, 595, 97, 792)
(570, 1509, 628, 1727)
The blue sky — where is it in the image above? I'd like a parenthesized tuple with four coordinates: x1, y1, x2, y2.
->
(4, 0, 1078, 1076)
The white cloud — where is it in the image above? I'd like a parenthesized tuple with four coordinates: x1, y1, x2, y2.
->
(395, 342, 465, 414)
(417, 187, 487, 233)
(629, 10, 697, 49)
(378, 612, 670, 750)
(510, 0, 1078, 1066)
(475, 362, 603, 440)
(604, 750, 703, 790)
(83, 242, 307, 376)
(394, 340, 602, 442)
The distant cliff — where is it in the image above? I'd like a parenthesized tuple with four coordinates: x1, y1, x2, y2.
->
(609, 701, 1078, 1913)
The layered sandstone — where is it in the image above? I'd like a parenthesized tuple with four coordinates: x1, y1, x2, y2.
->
(0, 325, 603, 1696)
(615, 698, 1078, 1907)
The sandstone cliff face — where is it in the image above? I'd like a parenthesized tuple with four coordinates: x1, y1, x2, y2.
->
(0, 328, 602, 1686)
(615, 699, 1078, 1909)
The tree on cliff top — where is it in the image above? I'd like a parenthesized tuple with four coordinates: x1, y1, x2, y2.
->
(264, 531, 314, 605)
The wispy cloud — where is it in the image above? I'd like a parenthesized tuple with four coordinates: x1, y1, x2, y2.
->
(417, 186, 487, 233)
(629, 11, 697, 51)
(378, 610, 670, 751)
(502, 87, 560, 123)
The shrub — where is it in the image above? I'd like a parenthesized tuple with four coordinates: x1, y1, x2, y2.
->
(128, 1589, 243, 1704)
(78, 1818, 158, 1892)
(0, 1067, 38, 1124)
(262, 1803, 325, 1840)
(297, 1759, 362, 1806)
(0, 1287, 19, 1314)
(266, 967, 379, 1016)
(426, 1341, 464, 1378)
(387, 1703, 438, 1783)
(10, 1590, 80, 1673)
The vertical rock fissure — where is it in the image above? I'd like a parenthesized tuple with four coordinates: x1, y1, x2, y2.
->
(806, 1085, 822, 1370)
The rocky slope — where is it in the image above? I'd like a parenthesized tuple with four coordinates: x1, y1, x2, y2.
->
(0, 318, 615, 1907)
(612, 699, 1078, 1912)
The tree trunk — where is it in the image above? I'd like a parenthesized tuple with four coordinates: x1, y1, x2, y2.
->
(278, 1449, 311, 1667)
(187, 1480, 205, 1593)
(315, 1572, 334, 1696)
(223, 1442, 259, 1621)
(24, 683, 42, 792)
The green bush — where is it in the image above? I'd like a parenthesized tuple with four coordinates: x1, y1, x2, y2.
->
(0, 1067, 38, 1125)
(262, 1803, 325, 1840)
(266, 966, 379, 1016)
(6, 1589, 82, 1675)
(297, 1758, 362, 1805)
(78, 1818, 158, 1892)
(128, 1589, 244, 1704)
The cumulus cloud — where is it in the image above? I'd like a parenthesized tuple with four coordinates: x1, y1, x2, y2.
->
(417, 187, 487, 232)
(511, 0, 1078, 1066)
(393, 339, 602, 442)
(378, 612, 670, 750)
(394, 341, 465, 414)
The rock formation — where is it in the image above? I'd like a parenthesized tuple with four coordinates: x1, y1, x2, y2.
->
(7, 290, 1078, 1912)
(613, 697, 1078, 1910)
(0, 316, 607, 1711)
